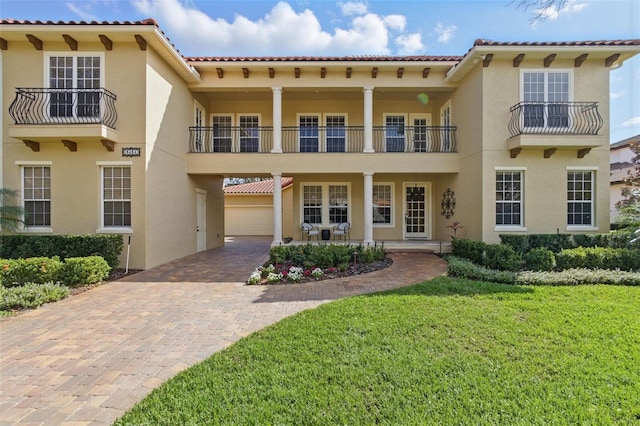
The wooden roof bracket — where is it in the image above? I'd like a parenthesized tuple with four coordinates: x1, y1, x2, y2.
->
(510, 148, 522, 159)
(24, 140, 40, 152)
(101, 139, 115, 152)
(62, 139, 77, 152)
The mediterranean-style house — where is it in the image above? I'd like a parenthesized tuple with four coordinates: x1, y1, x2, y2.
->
(610, 134, 639, 223)
(1, 19, 639, 269)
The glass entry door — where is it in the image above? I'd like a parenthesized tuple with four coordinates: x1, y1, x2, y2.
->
(404, 183, 430, 239)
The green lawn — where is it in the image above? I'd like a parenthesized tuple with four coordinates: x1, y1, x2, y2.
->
(116, 278, 640, 425)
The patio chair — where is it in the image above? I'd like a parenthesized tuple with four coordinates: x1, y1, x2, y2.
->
(301, 222, 319, 241)
(333, 222, 351, 241)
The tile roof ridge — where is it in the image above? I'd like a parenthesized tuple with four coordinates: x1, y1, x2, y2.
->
(0, 18, 158, 26)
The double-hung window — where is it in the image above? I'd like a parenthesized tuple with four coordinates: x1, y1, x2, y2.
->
(22, 165, 51, 228)
(299, 115, 320, 152)
(239, 115, 260, 152)
(302, 183, 350, 226)
(522, 70, 570, 130)
(102, 165, 131, 229)
(47, 54, 103, 121)
(567, 170, 594, 227)
(496, 170, 524, 227)
(211, 115, 233, 152)
(373, 184, 393, 225)
(325, 115, 346, 152)
(385, 115, 406, 152)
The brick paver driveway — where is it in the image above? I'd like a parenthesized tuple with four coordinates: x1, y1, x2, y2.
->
(0, 236, 446, 425)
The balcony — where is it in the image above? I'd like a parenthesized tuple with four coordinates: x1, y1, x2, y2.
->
(8, 88, 118, 150)
(507, 102, 604, 158)
(188, 126, 457, 154)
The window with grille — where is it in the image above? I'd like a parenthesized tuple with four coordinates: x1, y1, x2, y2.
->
(102, 166, 131, 228)
(496, 171, 523, 226)
(303, 185, 322, 224)
(385, 115, 405, 152)
(325, 115, 346, 152)
(567, 171, 593, 226)
(299, 115, 319, 152)
(22, 166, 51, 227)
(239, 115, 260, 152)
(373, 184, 392, 224)
(212, 115, 233, 152)
(522, 71, 570, 129)
(48, 54, 101, 119)
(329, 185, 349, 224)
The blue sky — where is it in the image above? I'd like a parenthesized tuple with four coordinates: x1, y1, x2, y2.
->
(1, 0, 638, 141)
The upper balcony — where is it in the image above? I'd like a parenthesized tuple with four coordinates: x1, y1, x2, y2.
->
(188, 125, 457, 154)
(8, 88, 118, 152)
(507, 101, 604, 158)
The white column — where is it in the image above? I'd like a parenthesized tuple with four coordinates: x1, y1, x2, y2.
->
(363, 86, 374, 153)
(271, 87, 283, 153)
(272, 173, 283, 246)
(363, 172, 374, 245)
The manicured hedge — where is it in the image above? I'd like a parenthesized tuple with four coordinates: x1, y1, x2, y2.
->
(1, 256, 111, 287)
(451, 239, 522, 272)
(446, 256, 516, 284)
(555, 247, 640, 272)
(500, 232, 638, 254)
(269, 243, 385, 270)
(0, 234, 123, 268)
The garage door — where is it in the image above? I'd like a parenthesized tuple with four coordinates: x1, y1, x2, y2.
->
(225, 206, 273, 236)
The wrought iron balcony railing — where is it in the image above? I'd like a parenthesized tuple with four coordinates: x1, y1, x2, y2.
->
(9, 88, 117, 129)
(508, 101, 602, 137)
(188, 125, 457, 154)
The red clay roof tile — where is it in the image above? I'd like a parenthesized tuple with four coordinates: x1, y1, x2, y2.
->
(224, 178, 293, 194)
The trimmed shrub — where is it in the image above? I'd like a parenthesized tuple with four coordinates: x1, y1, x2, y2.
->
(0, 257, 63, 287)
(446, 256, 516, 284)
(59, 256, 111, 287)
(499, 235, 530, 255)
(555, 247, 640, 272)
(0, 234, 123, 268)
(0, 282, 70, 310)
(517, 268, 640, 286)
(523, 247, 556, 272)
(268, 243, 385, 270)
(451, 238, 486, 265)
(528, 234, 573, 253)
(483, 244, 522, 271)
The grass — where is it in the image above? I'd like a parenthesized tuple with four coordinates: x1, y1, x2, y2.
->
(116, 278, 640, 425)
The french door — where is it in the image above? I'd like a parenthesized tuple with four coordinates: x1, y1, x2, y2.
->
(404, 183, 431, 239)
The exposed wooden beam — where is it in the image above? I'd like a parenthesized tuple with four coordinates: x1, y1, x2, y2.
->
(0, 38, 7, 50)
(482, 53, 493, 67)
(544, 53, 556, 67)
(371, 67, 378, 78)
(574, 53, 588, 67)
(510, 148, 522, 159)
(101, 139, 115, 152)
(62, 34, 78, 51)
(422, 68, 430, 78)
(62, 139, 77, 152)
(513, 53, 525, 67)
(23, 140, 40, 152)
(577, 148, 592, 158)
(242, 68, 249, 78)
(268, 67, 275, 78)
(134, 34, 147, 51)
(26, 34, 43, 50)
(216, 68, 223, 78)
(346, 67, 352, 78)
(397, 67, 404, 78)
(544, 148, 557, 158)
(605, 53, 620, 67)
(294, 67, 300, 78)
(320, 67, 326, 78)
(99, 34, 113, 50)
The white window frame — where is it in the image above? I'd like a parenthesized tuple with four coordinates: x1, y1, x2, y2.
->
(372, 183, 394, 227)
(210, 114, 234, 152)
(44, 52, 105, 121)
(97, 161, 133, 233)
(440, 100, 452, 152)
(409, 113, 432, 152)
(383, 113, 408, 152)
(193, 100, 205, 152)
(566, 166, 598, 231)
(520, 69, 573, 130)
(324, 113, 348, 152)
(15, 161, 53, 233)
(495, 167, 527, 232)
(238, 113, 262, 152)
(297, 113, 321, 153)
(300, 182, 351, 227)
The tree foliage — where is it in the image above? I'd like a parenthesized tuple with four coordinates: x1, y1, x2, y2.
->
(615, 140, 640, 228)
(0, 188, 25, 233)
(511, 0, 570, 22)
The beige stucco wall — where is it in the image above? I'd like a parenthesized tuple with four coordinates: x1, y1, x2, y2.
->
(224, 186, 293, 236)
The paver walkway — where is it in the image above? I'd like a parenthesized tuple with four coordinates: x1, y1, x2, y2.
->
(0, 236, 447, 425)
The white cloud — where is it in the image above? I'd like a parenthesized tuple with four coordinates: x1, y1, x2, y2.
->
(395, 33, 424, 55)
(340, 1, 367, 16)
(536, 0, 587, 20)
(131, 0, 419, 56)
(66, 2, 98, 21)
(622, 116, 640, 127)
(434, 22, 456, 43)
(610, 91, 623, 99)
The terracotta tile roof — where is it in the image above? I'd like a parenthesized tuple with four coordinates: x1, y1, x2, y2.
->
(473, 38, 640, 47)
(188, 55, 462, 62)
(0, 18, 159, 26)
(224, 178, 293, 194)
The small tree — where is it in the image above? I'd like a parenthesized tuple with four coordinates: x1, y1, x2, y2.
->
(511, 0, 570, 22)
(0, 188, 26, 233)
(615, 140, 640, 228)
